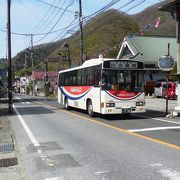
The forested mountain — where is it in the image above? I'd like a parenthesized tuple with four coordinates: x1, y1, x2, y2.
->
(132, 0, 175, 36)
(13, 0, 176, 73)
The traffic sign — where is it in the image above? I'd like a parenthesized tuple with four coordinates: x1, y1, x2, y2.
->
(158, 55, 175, 71)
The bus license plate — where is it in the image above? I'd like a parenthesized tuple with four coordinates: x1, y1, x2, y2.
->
(122, 108, 131, 114)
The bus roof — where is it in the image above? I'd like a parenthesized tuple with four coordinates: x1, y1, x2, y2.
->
(59, 58, 143, 74)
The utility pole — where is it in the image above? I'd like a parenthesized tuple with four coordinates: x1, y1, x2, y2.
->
(30, 34, 35, 96)
(44, 59, 49, 96)
(165, 43, 170, 116)
(79, 0, 84, 64)
(7, 0, 13, 113)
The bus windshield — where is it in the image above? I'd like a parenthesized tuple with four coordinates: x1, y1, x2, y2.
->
(102, 70, 144, 92)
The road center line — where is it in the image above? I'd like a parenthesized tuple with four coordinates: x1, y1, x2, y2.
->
(34, 101, 180, 150)
(59, 109, 180, 150)
(128, 126, 180, 132)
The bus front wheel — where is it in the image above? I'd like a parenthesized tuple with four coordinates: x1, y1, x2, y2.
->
(65, 97, 70, 110)
(87, 100, 94, 117)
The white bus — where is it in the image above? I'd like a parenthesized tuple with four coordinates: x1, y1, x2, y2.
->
(58, 57, 146, 117)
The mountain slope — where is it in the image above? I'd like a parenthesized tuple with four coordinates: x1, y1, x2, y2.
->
(48, 9, 139, 68)
(13, 1, 177, 72)
(132, 0, 176, 36)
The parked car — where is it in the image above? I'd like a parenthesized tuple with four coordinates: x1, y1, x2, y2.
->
(154, 81, 177, 99)
(162, 82, 177, 99)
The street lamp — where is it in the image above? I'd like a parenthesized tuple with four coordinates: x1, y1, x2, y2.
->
(160, 0, 180, 116)
(62, 43, 71, 68)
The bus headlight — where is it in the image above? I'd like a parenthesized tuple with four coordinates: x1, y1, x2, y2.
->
(136, 102, 145, 106)
(106, 103, 115, 107)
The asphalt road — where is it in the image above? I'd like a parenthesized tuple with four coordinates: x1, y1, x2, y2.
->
(9, 94, 180, 180)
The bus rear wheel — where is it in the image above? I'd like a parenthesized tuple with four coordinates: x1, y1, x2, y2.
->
(65, 97, 70, 110)
(87, 100, 94, 117)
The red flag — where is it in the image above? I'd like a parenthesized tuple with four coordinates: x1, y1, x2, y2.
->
(154, 17, 160, 28)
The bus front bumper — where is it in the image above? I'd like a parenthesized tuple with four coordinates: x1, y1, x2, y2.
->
(101, 106, 146, 114)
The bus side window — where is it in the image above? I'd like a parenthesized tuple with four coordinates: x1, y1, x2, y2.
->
(58, 74, 61, 86)
(94, 70, 100, 87)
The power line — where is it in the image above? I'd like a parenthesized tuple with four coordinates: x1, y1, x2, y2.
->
(35, 0, 75, 43)
(49, 0, 136, 49)
(0, 23, 77, 36)
(51, 0, 125, 42)
(50, 18, 77, 42)
(56, 0, 147, 51)
(35, 0, 75, 13)
(33, 0, 65, 34)
(29, 0, 58, 33)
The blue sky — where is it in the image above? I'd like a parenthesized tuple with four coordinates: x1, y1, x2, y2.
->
(0, 0, 165, 58)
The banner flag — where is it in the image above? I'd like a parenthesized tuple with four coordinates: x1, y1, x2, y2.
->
(154, 17, 160, 28)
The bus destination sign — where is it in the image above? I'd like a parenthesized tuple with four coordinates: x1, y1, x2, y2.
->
(109, 61, 138, 69)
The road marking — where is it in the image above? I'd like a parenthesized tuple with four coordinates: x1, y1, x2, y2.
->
(59, 109, 180, 150)
(44, 178, 59, 180)
(13, 104, 40, 147)
(13, 104, 55, 167)
(95, 171, 109, 175)
(133, 114, 180, 125)
(34, 101, 180, 150)
(128, 126, 180, 132)
(26, 102, 30, 104)
(150, 164, 180, 180)
(14, 97, 21, 100)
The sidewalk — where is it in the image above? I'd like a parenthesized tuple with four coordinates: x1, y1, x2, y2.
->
(0, 99, 17, 167)
(0, 99, 26, 179)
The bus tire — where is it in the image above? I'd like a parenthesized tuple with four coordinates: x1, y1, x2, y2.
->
(87, 100, 94, 117)
(64, 97, 70, 110)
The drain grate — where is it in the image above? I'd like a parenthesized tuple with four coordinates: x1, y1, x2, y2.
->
(0, 144, 14, 153)
(0, 157, 18, 167)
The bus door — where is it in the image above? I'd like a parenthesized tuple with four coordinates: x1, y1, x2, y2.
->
(87, 66, 101, 113)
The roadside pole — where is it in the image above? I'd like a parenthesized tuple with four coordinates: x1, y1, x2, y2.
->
(158, 44, 175, 116)
(165, 73, 170, 115)
(30, 34, 35, 96)
(79, 0, 84, 64)
(7, 0, 13, 113)
(165, 43, 170, 116)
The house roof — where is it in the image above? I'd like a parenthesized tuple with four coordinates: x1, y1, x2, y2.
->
(33, 71, 58, 80)
(117, 35, 176, 69)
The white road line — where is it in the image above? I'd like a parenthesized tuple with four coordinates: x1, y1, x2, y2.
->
(21, 102, 25, 104)
(44, 178, 59, 180)
(26, 102, 30, 104)
(95, 171, 109, 175)
(13, 104, 40, 147)
(14, 97, 21, 100)
(133, 114, 180, 125)
(128, 126, 180, 132)
(13, 104, 55, 167)
(150, 164, 180, 180)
